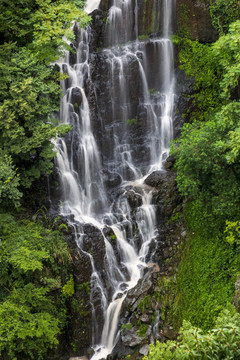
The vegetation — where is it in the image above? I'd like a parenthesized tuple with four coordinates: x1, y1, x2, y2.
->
(1, 0, 240, 358)
(0, 1, 89, 358)
(209, 0, 239, 35)
(162, 1, 240, 354)
(0, 0, 90, 209)
(144, 306, 240, 360)
(172, 203, 239, 331)
(172, 19, 240, 238)
(0, 213, 72, 359)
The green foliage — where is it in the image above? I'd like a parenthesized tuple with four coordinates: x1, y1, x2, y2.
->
(62, 275, 75, 297)
(0, 154, 22, 207)
(225, 220, 240, 245)
(0, 0, 89, 208)
(137, 323, 149, 337)
(209, 0, 239, 35)
(173, 203, 239, 330)
(138, 295, 151, 312)
(171, 22, 240, 227)
(0, 0, 90, 61)
(122, 323, 133, 331)
(126, 118, 137, 125)
(31, 0, 90, 63)
(167, 50, 240, 327)
(144, 306, 240, 360)
(0, 213, 71, 359)
(173, 21, 240, 120)
(138, 34, 149, 41)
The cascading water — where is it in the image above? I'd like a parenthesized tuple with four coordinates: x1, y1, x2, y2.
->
(54, 0, 175, 358)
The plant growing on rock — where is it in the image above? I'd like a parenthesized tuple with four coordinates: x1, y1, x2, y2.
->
(144, 306, 240, 360)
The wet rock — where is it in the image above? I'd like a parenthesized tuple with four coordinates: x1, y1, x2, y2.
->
(89, 9, 106, 51)
(61, 64, 71, 89)
(121, 325, 151, 347)
(163, 249, 170, 260)
(122, 271, 153, 315)
(164, 155, 176, 170)
(163, 328, 178, 340)
(82, 224, 105, 272)
(126, 189, 143, 208)
(64, 231, 92, 355)
(144, 171, 167, 188)
(71, 87, 83, 107)
(102, 170, 122, 189)
(174, 69, 195, 137)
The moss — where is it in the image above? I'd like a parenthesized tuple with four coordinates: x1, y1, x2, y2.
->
(138, 34, 149, 41)
(138, 294, 151, 312)
(122, 323, 133, 331)
(137, 323, 149, 337)
(126, 118, 137, 125)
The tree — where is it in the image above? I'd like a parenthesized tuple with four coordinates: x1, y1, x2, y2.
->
(171, 21, 240, 228)
(0, 0, 90, 207)
(0, 213, 71, 359)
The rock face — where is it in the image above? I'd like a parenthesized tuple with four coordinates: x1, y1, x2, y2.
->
(176, 0, 218, 42)
(64, 228, 93, 358)
(96, 0, 217, 47)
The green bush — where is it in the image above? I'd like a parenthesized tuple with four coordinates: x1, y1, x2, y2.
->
(144, 306, 240, 359)
(0, 213, 72, 359)
(172, 202, 239, 331)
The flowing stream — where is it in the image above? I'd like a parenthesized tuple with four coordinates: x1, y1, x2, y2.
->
(54, 0, 175, 358)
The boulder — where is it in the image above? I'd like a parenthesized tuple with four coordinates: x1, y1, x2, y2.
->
(121, 325, 151, 347)
(144, 171, 167, 188)
(71, 87, 83, 107)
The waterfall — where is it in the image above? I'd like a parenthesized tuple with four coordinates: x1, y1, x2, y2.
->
(54, 0, 175, 358)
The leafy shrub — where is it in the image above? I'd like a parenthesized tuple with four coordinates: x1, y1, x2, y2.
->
(0, 213, 72, 359)
(144, 306, 240, 359)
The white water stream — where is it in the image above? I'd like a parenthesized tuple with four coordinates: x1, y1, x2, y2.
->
(54, 0, 175, 358)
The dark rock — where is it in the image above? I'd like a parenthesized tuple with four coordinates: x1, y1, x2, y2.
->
(121, 271, 153, 316)
(121, 325, 151, 347)
(164, 155, 176, 170)
(71, 87, 83, 107)
(102, 170, 122, 189)
(126, 189, 143, 208)
(64, 231, 92, 356)
(176, 0, 218, 43)
(144, 171, 167, 188)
